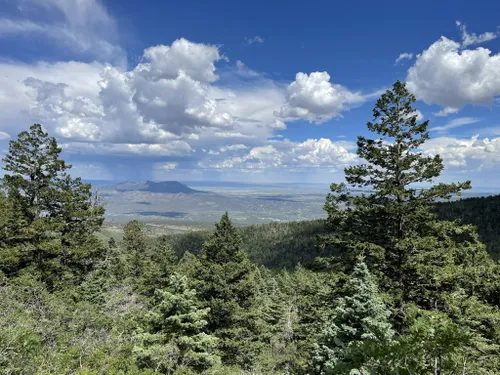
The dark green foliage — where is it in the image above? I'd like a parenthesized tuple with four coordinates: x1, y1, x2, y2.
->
(275, 265, 336, 374)
(321, 82, 496, 308)
(392, 306, 500, 374)
(160, 219, 326, 270)
(193, 212, 259, 367)
(320, 81, 500, 371)
(135, 273, 220, 374)
(163, 230, 208, 258)
(0, 124, 105, 287)
(118, 220, 178, 296)
(239, 220, 328, 269)
(123, 220, 149, 278)
(3, 107, 500, 375)
(435, 194, 500, 259)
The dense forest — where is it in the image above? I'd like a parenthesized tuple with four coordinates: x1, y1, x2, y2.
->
(2, 82, 500, 374)
(435, 195, 500, 260)
(160, 219, 327, 270)
(161, 198, 500, 269)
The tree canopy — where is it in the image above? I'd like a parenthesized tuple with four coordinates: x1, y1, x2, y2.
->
(2, 90, 500, 374)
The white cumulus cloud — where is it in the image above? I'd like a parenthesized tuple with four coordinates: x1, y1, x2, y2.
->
(0, 38, 291, 160)
(407, 36, 500, 114)
(422, 135, 500, 169)
(202, 138, 358, 170)
(137, 39, 225, 83)
(276, 72, 365, 124)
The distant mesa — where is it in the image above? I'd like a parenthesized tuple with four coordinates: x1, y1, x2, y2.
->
(110, 181, 203, 194)
(129, 211, 187, 218)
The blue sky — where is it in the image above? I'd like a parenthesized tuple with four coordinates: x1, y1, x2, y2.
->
(1, 0, 500, 187)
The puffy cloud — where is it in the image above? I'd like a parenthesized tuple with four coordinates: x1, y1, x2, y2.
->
(207, 144, 250, 155)
(202, 138, 357, 170)
(457, 21, 498, 47)
(131, 69, 235, 134)
(16, 40, 240, 144)
(268, 119, 287, 130)
(395, 53, 414, 64)
(0, 132, 10, 140)
(421, 135, 500, 168)
(276, 72, 364, 123)
(0, 0, 125, 64)
(289, 138, 357, 166)
(210, 83, 286, 137)
(24, 77, 104, 140)
(0, 38, 289, 161)
(137, 39, 225, 83)
(0, 60, 105, 142)
(406, 36, 500, 114)
(430, 117, 480, 133)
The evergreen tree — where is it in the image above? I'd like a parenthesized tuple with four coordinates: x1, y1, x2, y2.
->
(2, 124, 68, 224)
(312, 261, 394, 375)
(0, 124, 104, 286)
(392, 306, 496, 375)
(142, 236, 179, 296)
(123, 220, 148, 278)
(0, 191, 15, 278)
(134, 273, 220, 374)
(277, 265, 336, 374)
(253, 268, 299, 373)
(194, 212, 259, 367)
(320, 81, 500, 368)
(321, 81, 497, 314)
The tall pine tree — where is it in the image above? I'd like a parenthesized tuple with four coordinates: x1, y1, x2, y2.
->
(194, 212, 259, 367)
(322, 82, 495, 308)
(320, 81, 500, 367)
(122, 220, 148, 278)
(0, 124, 104, 286)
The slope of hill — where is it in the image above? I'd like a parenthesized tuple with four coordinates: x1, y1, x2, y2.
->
(156, 195, 500, 268)
(435, 194, 500, 259)
(154, 219, 327, 269)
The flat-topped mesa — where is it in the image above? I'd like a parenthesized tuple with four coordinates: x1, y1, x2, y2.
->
(111, 180, 203, 194)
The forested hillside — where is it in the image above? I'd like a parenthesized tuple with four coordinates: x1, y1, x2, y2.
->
(435, 194, 500, 259)
(2, 82, 500, 374)
(158, 194, 500, 270)
(162, 220, 326, 269)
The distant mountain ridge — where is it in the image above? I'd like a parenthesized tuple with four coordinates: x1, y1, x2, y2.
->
(104, 180, 204, 194)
